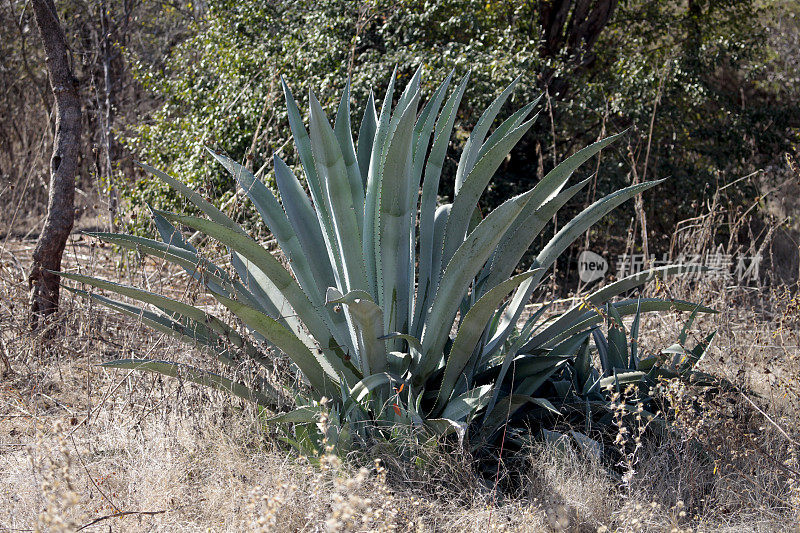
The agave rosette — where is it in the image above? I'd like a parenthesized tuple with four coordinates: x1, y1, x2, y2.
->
(60, 68, 711, 450)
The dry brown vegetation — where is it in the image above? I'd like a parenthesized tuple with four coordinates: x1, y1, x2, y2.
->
(1, 199, 800, 533)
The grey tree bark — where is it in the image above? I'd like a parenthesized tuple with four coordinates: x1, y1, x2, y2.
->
(28, 0, 81, 332)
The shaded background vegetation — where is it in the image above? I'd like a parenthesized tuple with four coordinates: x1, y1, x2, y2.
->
(2, 0, 799, 272)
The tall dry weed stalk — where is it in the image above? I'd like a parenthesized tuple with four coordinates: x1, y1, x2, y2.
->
(29, 421, 84, 532)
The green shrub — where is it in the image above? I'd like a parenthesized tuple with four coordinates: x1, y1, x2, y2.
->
(124, 0, 800, 246)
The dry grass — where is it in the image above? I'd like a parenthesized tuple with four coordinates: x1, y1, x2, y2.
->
(1, 232, 799, 532)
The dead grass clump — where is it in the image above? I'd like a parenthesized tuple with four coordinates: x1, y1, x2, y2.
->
(29, 421, 85, 532)
(525, 441, 617, 530)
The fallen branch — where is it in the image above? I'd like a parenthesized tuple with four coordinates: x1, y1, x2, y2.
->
(76, 509, 167, 531)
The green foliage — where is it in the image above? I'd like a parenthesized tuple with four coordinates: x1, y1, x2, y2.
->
(63, 70, 712, 456)
(526, 301, 719, 462)
(525, 299, 719, 460)
(123, 0, 800, 245)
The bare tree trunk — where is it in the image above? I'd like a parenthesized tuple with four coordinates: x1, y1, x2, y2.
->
(28, 0, 81, 332)
(538, 0, 617, 63)
(537, 0, 618, 94)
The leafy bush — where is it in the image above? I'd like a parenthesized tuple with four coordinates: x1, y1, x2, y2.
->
(62, 69, 711, 455)
(124, 0, 800, 246)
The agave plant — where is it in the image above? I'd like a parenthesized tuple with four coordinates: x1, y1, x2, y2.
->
(59, 67, 709, 452)
(510, 301, 718, 460)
